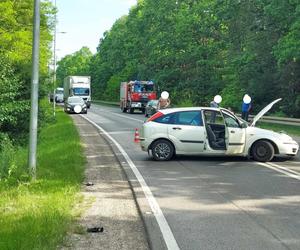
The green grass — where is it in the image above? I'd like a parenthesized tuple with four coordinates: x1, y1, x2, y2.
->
(0, 110, 85, 250)
(257, 122, 300, 137)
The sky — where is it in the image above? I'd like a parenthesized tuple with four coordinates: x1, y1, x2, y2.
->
(55, 0, 137, 60)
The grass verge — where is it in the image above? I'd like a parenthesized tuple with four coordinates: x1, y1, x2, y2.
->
(0, 109, 85, 250)
(257, 122, 300, 137)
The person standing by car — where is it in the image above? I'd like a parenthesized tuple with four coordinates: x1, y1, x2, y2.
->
(242, 94, 252, 122)
(158, 91, 171, 110)
(210, 95, 222, 123)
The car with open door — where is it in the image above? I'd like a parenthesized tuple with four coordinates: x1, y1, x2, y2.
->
(139, 99, 299, 162)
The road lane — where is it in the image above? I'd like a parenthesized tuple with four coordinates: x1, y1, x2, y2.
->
(85, 104, 300, 250)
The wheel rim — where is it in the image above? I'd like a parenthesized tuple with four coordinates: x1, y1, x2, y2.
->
(154, 143, 171, 160)
(256, 145, 268, 157)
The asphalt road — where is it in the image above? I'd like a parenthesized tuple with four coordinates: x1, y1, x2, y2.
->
(84, 104, 300, 250)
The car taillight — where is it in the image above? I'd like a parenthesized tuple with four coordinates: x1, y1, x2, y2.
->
(146, 111, 163, 122)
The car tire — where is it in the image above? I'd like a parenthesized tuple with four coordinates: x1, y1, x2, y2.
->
(145, 113, 148, 117)
(122, 107, 127, 113)
(151, 139, 174, 161)
(129, 108, 134, 114)
(252, 140, 274, 162)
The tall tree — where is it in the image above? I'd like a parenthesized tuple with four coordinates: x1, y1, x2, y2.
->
(56, 47, 93, 86)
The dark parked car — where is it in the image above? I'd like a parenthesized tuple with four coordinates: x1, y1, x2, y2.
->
(145, 100, 159, 117)
(64, 96, 87, 114)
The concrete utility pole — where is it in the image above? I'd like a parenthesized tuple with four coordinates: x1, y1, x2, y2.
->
(28, 0, 40, 180)
(53, 0, 57, 117)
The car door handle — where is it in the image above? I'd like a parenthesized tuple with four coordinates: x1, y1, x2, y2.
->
(230, 130, 235, 133)
(172, 127, 182, 130)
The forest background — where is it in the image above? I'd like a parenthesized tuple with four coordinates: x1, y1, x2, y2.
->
(57, 0, 300, 117)
(1, 0, 300, 174)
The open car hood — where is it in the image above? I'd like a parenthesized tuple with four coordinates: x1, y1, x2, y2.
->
(250, 98, 282, 127)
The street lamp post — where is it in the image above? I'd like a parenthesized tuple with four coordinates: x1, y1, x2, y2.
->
(53, 0, 57, 117)
(52, 0, 66, 117)
(28, 0, 40, 180)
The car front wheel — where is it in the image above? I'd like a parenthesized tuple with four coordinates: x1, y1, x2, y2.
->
(252, 140, 274, 162)
(151, 139, 174, 161)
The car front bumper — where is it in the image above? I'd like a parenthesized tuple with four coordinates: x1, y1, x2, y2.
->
(65, 105, 87, 114)
(278, 141, 299, 156)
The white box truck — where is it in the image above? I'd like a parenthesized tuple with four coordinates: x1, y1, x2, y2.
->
(64, 76, 91, 108)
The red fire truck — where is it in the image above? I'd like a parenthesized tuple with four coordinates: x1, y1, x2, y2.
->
(120, 81, 157, 114)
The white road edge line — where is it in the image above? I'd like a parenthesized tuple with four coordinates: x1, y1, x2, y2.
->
(81, 115, 180, 250)
(257, 162, 300, 181)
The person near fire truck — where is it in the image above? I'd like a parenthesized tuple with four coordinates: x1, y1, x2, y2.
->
(158, 91, 171, 110)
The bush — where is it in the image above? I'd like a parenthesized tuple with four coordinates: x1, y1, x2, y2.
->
(0, 134, 20, 181)
(0, 55, 30, 143)
(0, 132, 29, 183)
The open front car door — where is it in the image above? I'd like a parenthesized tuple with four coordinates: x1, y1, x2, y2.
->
(222, 110, 246, 155)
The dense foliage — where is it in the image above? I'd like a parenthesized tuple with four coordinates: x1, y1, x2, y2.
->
(0, 0, 54, 182)
(86, 0, 299, 117)
(0, 0, 54, 145)
(56, 47, 92, 87)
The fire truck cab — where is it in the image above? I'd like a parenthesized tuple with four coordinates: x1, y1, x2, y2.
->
(120, 80, 157, 114)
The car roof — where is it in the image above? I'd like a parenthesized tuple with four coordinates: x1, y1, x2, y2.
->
(159, 107, 224, 114)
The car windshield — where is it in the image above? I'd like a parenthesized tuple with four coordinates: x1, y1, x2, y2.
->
(68, 97, 84, 104)
(73, 88, 89, 96)
(56, 89, 63, 94)
(134, 84, 154, 92)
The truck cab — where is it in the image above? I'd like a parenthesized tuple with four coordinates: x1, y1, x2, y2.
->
(120, 80, 157, 114)
(64, 76, 91, 108)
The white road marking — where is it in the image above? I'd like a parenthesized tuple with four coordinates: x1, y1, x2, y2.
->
(81, 115, 180, 250)
(268, 162, 300, 175)
(102, 131, 133, 135)
(258, 162, 300, 181)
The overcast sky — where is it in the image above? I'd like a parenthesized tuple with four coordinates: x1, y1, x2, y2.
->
(55, 0, 137, 59)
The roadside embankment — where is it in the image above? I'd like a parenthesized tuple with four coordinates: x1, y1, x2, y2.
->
(0, 110, 85, 249)
(61, 115, 149, 250)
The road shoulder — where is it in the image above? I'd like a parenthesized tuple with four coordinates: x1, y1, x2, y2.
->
(61, 115, 149, 250)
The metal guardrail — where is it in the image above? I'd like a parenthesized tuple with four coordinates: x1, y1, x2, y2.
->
(250, 115, 300, 126)
(93, 100, 119, 106)
(92, 100, 300, 126)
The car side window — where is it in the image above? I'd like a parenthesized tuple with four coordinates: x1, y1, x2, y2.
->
(174, 111, 203, 126)
(222, 112, 240, 128)
(154, 113, 175, 124)
(203, 110, 224, 125)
